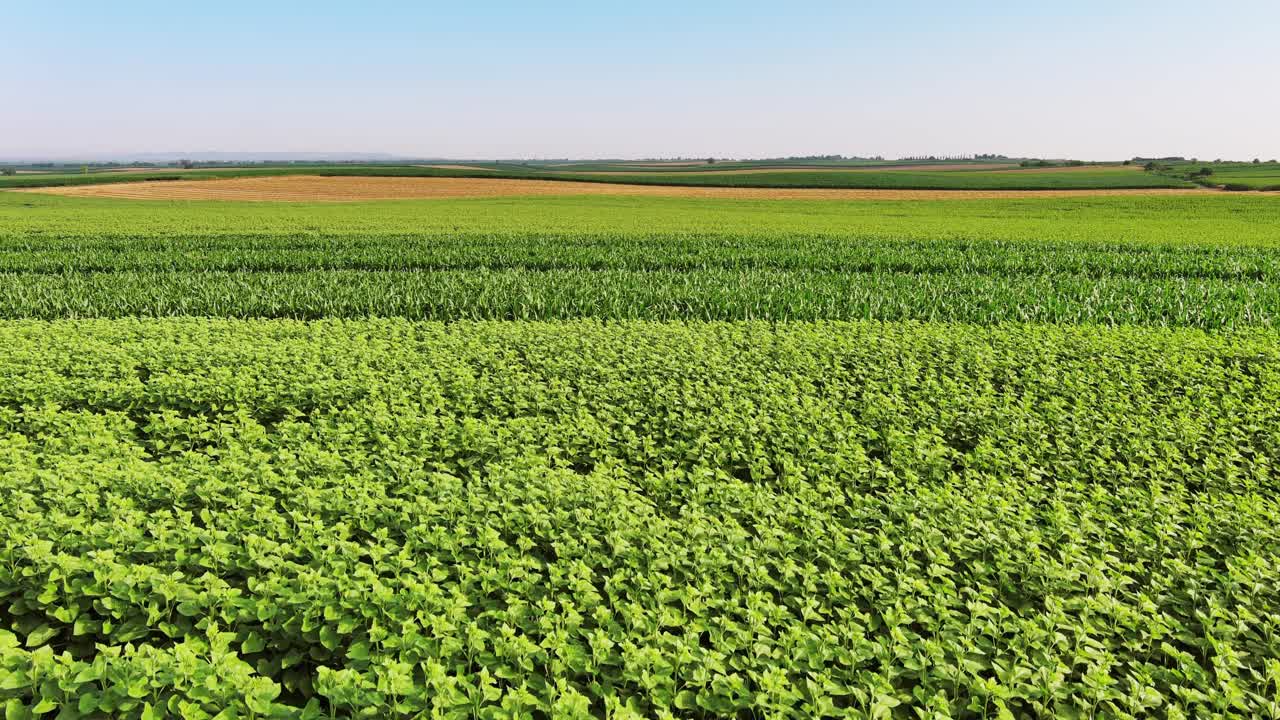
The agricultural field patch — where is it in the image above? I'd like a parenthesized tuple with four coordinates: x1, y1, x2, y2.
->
(1152, 161, 1280, 191)
(536, 167, 1190, 190)
(2, 186, 1279, 718)
(5, 192, 1280, 323)
(566, 163, 1021, 175)
(2, 160, 1204, 193)
(14, 174, 1209, 201)
(1205, 163, 1280, 191)
(3, 319, 1280, 718)
(1, 193, 1277, 325)
(414, 164, 498, 171)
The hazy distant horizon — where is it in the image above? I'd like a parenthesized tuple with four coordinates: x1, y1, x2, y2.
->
(6, 151, 1272, 166)
(6, 1, 1279, 160)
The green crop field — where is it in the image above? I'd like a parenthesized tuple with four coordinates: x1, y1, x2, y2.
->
(0, 161, 1198, 192)
(2, 193, 1278, 326)
(1201, 164, 1280, 191)
(0, 165, 525, 191)
(3, 187, 1280, 718)
(534, 166, 1190, 190)
(1156, 161, 1280, 191)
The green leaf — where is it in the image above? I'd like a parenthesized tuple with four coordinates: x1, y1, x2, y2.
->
(244, 678, 280, 714)
(318, 626, 339, 651)
(76, 694, 99, 715)
(25, 625, 57, 648)
(346, 641, 369, 661)
(241, 632, 266, 655)
(6, 699, 32, 720)
(0, 673, 26, 692)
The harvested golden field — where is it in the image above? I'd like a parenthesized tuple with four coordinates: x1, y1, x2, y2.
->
(15, 175, 1214, 202)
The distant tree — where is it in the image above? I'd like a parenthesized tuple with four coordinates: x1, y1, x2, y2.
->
(178, 159, 195, 169)
(1122, 160, 1131, 166)
(1193, 167, 1214, 177)
(1, 168, 15, 176)
(1254, 158, 1262, 164)
(706, 158, 716, 164)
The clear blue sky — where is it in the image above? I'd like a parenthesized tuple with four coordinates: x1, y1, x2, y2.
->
(6, 1, 1278, 160)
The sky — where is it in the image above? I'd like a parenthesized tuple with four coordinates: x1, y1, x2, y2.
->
(5, 1, 1278, 161)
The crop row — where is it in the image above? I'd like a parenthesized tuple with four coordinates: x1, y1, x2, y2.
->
(1, 266, 1277, 327)
(5, 234, 1280, 279)
(6, 193, 1278, 249)
(3, 319, 1279, 718)
(3, 194, 1280, 326)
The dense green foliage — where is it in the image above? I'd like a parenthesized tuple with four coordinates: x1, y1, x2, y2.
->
(4, 188, 1279, 717)
(5, 267, 1279, 327)
(3, 319, 1280, 718)
(2, 193, 1278, 326)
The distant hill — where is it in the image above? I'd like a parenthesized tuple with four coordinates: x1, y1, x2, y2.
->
(128, 152, 406, 163)
(0, 152, 408, 164)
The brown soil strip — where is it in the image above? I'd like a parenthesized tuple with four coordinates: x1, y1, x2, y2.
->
(15, 175, 1214, 202)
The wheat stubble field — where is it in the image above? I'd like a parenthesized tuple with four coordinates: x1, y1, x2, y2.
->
(2, 166, 1280, 720)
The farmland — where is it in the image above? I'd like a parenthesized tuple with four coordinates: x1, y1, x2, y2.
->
(2, 183, 1280, 718)
(16, 175, 1209, 202)
(528, 165, 1189, 191)
(1189, 162, 1280, 191)
(1, 192, 1277, 327)
(1, 160, 1200, 192)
